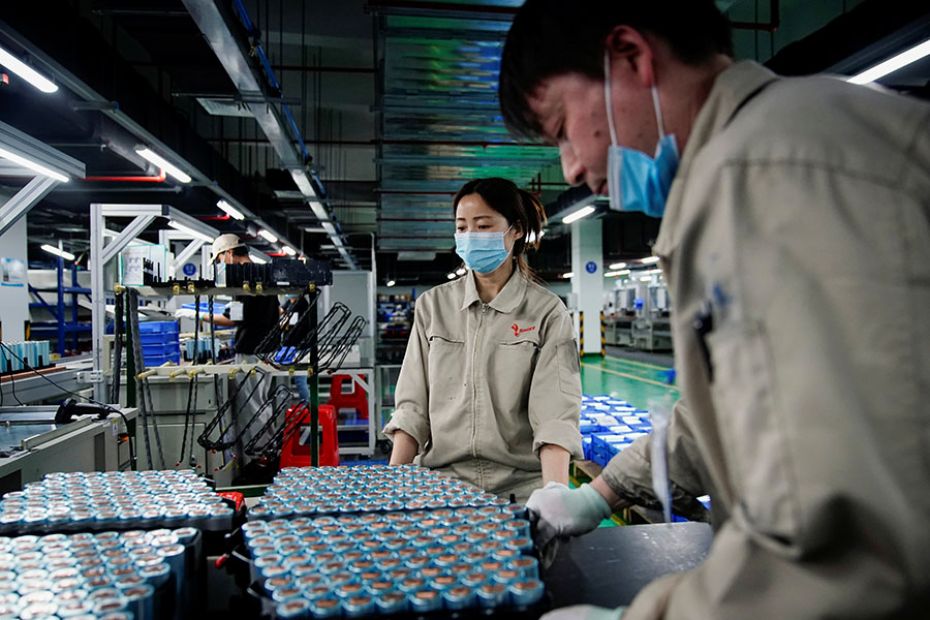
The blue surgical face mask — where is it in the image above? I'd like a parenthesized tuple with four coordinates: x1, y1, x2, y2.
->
(604, 51, 680, 218)
(454, 229, 512, 274)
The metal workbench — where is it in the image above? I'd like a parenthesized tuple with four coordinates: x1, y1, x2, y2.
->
(0, 358, 92, 404)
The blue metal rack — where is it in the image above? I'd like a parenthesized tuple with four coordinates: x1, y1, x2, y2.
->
(28, 257, 92, 356)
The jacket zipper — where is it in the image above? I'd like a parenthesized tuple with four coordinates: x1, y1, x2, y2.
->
(470, 304, 489, 469)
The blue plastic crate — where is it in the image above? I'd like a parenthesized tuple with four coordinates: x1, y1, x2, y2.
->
(139, 321, 179, 334)
(140, 333, 179, 345)
(142, 342, 180, 356)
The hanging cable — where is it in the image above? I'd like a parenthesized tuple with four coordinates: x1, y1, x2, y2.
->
(110, 289, 124, 404)
(0, 342, 136, 469)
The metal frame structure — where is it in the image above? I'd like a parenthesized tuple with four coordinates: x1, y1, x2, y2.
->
(0, 120, 85, 237)
(181, 0, 358, 269)
(89, 203, 220, 401)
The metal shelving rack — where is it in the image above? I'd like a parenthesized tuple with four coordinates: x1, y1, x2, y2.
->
(28, 256, 92, 356)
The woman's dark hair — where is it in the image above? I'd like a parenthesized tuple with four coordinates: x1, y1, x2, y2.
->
(500, 0, 732, 139)
(453, 177, 546, 280)
(231, 245, 250, 258)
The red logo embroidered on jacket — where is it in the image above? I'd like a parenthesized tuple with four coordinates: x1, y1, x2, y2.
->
(511, 323, 537, 337)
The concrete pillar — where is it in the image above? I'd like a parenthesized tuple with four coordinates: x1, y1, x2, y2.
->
(570, 218, 604, 355)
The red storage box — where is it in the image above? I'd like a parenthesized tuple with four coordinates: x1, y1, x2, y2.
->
(279, 403, 339, 468)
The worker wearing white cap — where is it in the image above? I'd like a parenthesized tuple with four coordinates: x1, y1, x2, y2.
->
(209, 233, 246, 264)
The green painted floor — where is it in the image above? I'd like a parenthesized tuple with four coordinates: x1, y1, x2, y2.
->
(581, 355, 679, 408)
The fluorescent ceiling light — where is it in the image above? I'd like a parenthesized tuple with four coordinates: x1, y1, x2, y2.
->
(609, 262, 627, 270)
(135, 147, 192, 183)
(638, 256, 660, 265)
(639, 276, 653, 282)
(0, 45, 58, 93)
(281, 245, 296, 256)
(251, 255, 268, 265)
(848, 38, 930, 85)
(644, 268, 663, 276)
(446, 273, 456, 280)
(217, 200, 244, 220)
(455, 268, 466, 276)
(304, 227, 327, 233)
(41, 244, 75, 261)
(257, 229, 278, 243)
(561, 272, 573, 279)
(526, 230, 546, 244)
(562, 205, 596, 224)
(0, 146, 69, 183)
(167, 220, 214, 243)
(386, 280, 396, 287)
(604, 269, 631, 278)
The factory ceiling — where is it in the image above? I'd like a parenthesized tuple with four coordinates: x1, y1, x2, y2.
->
(0, 0, 928, 285)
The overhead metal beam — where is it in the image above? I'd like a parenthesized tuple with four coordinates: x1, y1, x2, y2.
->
(0, 19, 294, 259)
(181, 0, 358, 269)
(0, 176, 60, 237)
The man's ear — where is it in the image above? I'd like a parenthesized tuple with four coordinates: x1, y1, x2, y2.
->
(604, 25, 656, 89)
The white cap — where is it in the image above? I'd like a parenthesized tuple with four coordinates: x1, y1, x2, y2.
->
(210, 233, 244, 262)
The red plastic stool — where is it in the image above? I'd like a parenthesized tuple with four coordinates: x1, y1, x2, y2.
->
(279, 403, 339, 468)
(327, 374, 369, 422)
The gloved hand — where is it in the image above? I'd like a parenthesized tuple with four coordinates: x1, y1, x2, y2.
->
(526, 482, 612, 551)
(173, 308, 197, 319)
(541, 605, 626, 620)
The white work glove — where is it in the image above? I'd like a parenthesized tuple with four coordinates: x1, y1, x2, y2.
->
(526, 482, 612, 552)
(173, 308, 197, 319)
(542, 605, 626, 620)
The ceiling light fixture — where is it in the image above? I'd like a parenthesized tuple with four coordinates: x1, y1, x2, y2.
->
(281, 245, 296, 257)
(609, 262, 627, 270)
(250, 255, 268, 265)
(455, 268, 466, 276)
(848, 37, 930, 85)
(562, 205, 596, 224)
(257, 229, 278, 243)
(41, 244, 75, 261)
(446, 272, 456, 280)
(386, 280, 396, 287)
(217, 199, 245, 220)
(0, 146, 69, 182)
(604, 269, 631, 278)
(638, 256, 660, 265)
(167, 220, 214, 243)
(0, 45, 58, 93)
(135, 147, 192, 183)
(561, 272, 574, 279)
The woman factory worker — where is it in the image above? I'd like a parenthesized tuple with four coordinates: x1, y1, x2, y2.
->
(384, 177, 583, 502)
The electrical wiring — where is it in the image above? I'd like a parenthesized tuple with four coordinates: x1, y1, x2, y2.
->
(197, 368, 269, 451)
(178, 295, 201, 468)
(0, 341, 136, 469)
(127, 288, 166, 469)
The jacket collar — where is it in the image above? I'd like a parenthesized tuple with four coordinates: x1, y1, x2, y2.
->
(460, 268, 528, 314)
(654, 61, 779, 256)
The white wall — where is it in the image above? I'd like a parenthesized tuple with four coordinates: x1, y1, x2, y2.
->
(0, 201, 29, 342)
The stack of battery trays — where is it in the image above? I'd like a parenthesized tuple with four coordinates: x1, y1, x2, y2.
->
(247, 465, 546, 618)
(0, 470, 233, 534)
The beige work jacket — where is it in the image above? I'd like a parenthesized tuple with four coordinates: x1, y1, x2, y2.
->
(607, 62, 930, 618)
(383, 269, 583, 501)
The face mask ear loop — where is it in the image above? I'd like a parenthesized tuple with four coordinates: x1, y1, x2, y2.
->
(651, 84, 667, 138)
(603, 49, 620, 147)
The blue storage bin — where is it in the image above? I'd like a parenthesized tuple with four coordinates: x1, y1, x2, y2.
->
(140, 333, 178, 345)
(142, 342, 180, 356)
(139, 321, 180, 334)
